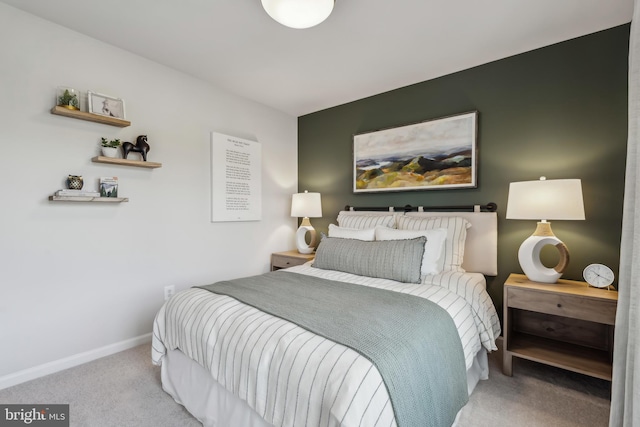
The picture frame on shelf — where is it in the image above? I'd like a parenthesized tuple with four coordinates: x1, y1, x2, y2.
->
(99, 176, 119, 198)
(88, 91, 126, 119)
(353, 111, 478, 193)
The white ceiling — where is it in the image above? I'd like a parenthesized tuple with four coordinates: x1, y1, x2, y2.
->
(2, 0, 633, 116)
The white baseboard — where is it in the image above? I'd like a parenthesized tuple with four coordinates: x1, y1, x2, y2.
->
(0, 333, 152, 391)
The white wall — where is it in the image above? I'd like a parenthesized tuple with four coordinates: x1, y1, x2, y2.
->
(0, 3, 298, 384)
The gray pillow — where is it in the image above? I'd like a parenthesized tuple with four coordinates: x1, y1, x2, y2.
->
(312, 236, 426, 283)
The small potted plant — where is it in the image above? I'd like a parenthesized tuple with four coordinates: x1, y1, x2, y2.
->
(56, 87, 80, 110)
(101, 137, 122, 158)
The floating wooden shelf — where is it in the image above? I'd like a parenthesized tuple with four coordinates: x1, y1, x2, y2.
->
(49, 196, 129, 203)
(50, 106, 131, 127)
(91, 156, 162, 169)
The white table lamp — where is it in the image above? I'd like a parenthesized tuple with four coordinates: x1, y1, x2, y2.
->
(506, 177, 585, 283)
(291, 191, 322, 254)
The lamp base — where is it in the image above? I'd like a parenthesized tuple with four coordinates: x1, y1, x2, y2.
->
(518, 222, 569, 284)
(295, 225, 317, 254)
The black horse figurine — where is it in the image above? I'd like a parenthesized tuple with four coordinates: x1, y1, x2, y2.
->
(122, 135, 150, 161)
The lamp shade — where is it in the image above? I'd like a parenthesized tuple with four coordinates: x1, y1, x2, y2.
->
(506, 178, 585, 221)
(261, 0, 334, 29)
(291, 191, 322, 218)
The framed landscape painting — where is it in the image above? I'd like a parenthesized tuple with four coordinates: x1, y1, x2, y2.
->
(353, 111, 478, 193)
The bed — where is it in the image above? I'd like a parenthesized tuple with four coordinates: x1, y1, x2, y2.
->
(152, 204, 501, 427)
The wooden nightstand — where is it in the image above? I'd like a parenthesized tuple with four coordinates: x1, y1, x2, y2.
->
(271, 250, 315, 271)
(503, 273, 618, 381)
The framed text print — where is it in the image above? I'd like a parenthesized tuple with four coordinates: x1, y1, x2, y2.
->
(210, 132, 262, 222)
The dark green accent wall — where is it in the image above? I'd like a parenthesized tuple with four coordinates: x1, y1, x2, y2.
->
(298, 24, 629, 320)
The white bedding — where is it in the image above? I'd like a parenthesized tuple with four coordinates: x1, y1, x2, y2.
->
(152, 266, 501, 427)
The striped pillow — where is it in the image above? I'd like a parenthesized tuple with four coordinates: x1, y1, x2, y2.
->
(337, 214, 395, 229)
(375, 226, 447, 275)
(396, 216, 471, 272)
(328, 224, 376, 241)
(313, 236, 426, 283)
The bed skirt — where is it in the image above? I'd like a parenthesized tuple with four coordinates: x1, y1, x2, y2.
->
(159, 348, 489, 427)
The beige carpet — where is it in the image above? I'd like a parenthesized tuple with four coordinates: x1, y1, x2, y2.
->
(0, 345, 201, 427)
(0, 342, 610, 426)
(457, 343, 611, 427)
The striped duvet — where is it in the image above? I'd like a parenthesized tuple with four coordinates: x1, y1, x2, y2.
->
(152, 265, 501, 427)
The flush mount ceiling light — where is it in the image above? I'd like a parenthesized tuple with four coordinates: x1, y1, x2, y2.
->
(261, 0, 335, 29)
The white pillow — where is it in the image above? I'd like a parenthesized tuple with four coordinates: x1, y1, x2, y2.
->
(396, 216, 471, 272)
(337, 214, 396, 229)
(328, 224, 376, 241)
(375, 226, 447, 275)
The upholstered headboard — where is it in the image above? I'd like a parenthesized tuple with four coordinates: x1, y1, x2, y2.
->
(338, 204, 498, 276)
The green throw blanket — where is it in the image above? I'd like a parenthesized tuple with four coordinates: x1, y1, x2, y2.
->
(197, 270, 468, 427)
